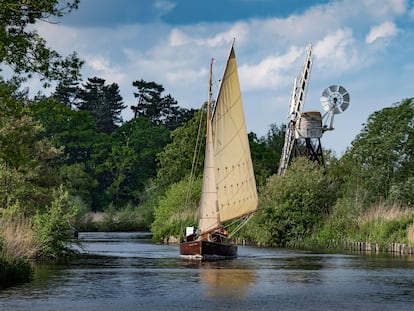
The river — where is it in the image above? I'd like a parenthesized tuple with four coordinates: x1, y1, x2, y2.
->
(1, 232, 414, 310)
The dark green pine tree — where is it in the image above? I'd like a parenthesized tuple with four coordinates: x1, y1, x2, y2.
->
(77, 77, 126, 134)
(53, 78, 80, 109)
(131, 79, 164, 123)
(131, 79, 195, 130)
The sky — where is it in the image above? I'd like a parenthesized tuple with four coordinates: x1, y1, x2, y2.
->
(28, 0, 414, 156)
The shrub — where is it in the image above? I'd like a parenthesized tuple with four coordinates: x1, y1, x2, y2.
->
(246, 158, 337, 246)
(32, 186, 79, 259)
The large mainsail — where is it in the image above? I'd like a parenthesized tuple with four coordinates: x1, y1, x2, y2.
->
(212, 43, 258, 223)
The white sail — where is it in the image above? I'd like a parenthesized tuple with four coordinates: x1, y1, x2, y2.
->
(212, 43, 258, 223)
(197, 116, 220, 234)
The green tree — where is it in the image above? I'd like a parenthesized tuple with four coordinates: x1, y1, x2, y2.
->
(248, 132, 278, 187)
(262, 123, 285, 159)
(0, 82, 62, 213)
(52, 78, 80, 109)
(156, 109, 205, 189)
(0, 0, 83, 86)
(77, 77, 126, 134)
(339, 98, 414, 207)
(106, 117, 171, 206)
(131, 79, 164, 121)
(131, 79, 194, 130)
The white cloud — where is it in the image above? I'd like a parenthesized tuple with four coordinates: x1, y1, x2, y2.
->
(85, 55, 127, 85)
(365, 21, 399, 44)
(314, 28, 359, 71)
(362, 0, 407, 17)
(239, 46, 303, 91)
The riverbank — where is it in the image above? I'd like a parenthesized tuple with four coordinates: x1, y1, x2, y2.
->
(75, 211, 148, 232)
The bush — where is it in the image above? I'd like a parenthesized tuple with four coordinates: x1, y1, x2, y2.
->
(244, 158, 337, 246)
(151, 176, 201, 242)
(96, 204, 147, 232)
(32, 186, 79, 259)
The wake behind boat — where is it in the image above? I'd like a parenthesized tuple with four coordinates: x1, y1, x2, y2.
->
(179, 40, 258, 260)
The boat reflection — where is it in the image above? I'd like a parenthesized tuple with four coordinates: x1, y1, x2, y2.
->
(199, 267, 255, 299)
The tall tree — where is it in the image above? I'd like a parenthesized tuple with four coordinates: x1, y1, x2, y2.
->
(77, 77, 126, 134)
(248, 132, 278, 187)
(131, 79, 164, 121)
(131, 79, 194, 130)
(0, 82, 62, 213)
(52, 78, 80, 109)
(0, 0, 83, 86)
(339, 98, 414, 207)
(156, 109, 205, 189)
(104, 117, 171, 206)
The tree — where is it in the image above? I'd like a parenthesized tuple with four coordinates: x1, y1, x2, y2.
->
(105, 117, 171, 206)
(156, 109, 205, 189)
(77, 77, 126, 134)
(131, 79, 194, 130)
(30, 98, 99, 164)
(52, 78, 80, 109)
(0, 0, 83, 86)
(262, 123, 285, 159)
(339, 98, 414, 207)
(131, 79, 164, 121)
(248, 132, 278, 187)
(0, 81, 62, 213)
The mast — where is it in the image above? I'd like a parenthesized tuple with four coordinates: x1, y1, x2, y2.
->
(197, 58, 220, 235)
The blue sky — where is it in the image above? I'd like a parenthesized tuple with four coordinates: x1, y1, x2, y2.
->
(30, 0, 414, 156)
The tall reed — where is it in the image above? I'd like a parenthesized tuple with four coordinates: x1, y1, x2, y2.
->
(0, 215, 40, 259)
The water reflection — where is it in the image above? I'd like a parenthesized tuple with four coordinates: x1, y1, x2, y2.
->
(200, 268, 254, 299)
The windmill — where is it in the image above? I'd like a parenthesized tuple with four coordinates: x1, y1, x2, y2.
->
(278, 45, 350, 175)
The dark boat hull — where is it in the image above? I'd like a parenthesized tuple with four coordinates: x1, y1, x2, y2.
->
(180, 240, 237, 260)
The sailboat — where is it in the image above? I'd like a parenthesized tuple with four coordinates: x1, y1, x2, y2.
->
(179, 40, 258, 260)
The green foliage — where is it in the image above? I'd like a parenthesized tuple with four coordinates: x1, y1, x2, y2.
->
(104, 117, 171, 207)
(0, 82, 63, 213)
(32, 186, 79, 259)
(314, 197, 359, 242)
(249, 132, 278, 187)
(30, 98, 99, 164)
(156, 109, 205, 189)
(339, 98, 414, 207)
(245, 158, 337, 246)
(59, 163, 98, 207)
(76, 77, 126, 134)
(0, 0, 83, 86)
(151, 176, 201, 242)
(131, 79, 194, 130)
(351, 215, 414, 249)
(96, 204, 147, 232)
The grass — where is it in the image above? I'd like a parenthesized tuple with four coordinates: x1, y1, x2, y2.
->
(0, 215, 36, 287)
(351, 204, 414, 249)
(0, 216, 40, 260)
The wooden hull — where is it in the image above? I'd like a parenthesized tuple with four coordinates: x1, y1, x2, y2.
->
(180, 240, 237, 260)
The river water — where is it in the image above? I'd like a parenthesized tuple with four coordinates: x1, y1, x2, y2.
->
(1, 232, 414, 311)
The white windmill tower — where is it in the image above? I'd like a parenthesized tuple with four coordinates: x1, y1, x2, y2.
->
(278, 45, 350, 175)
